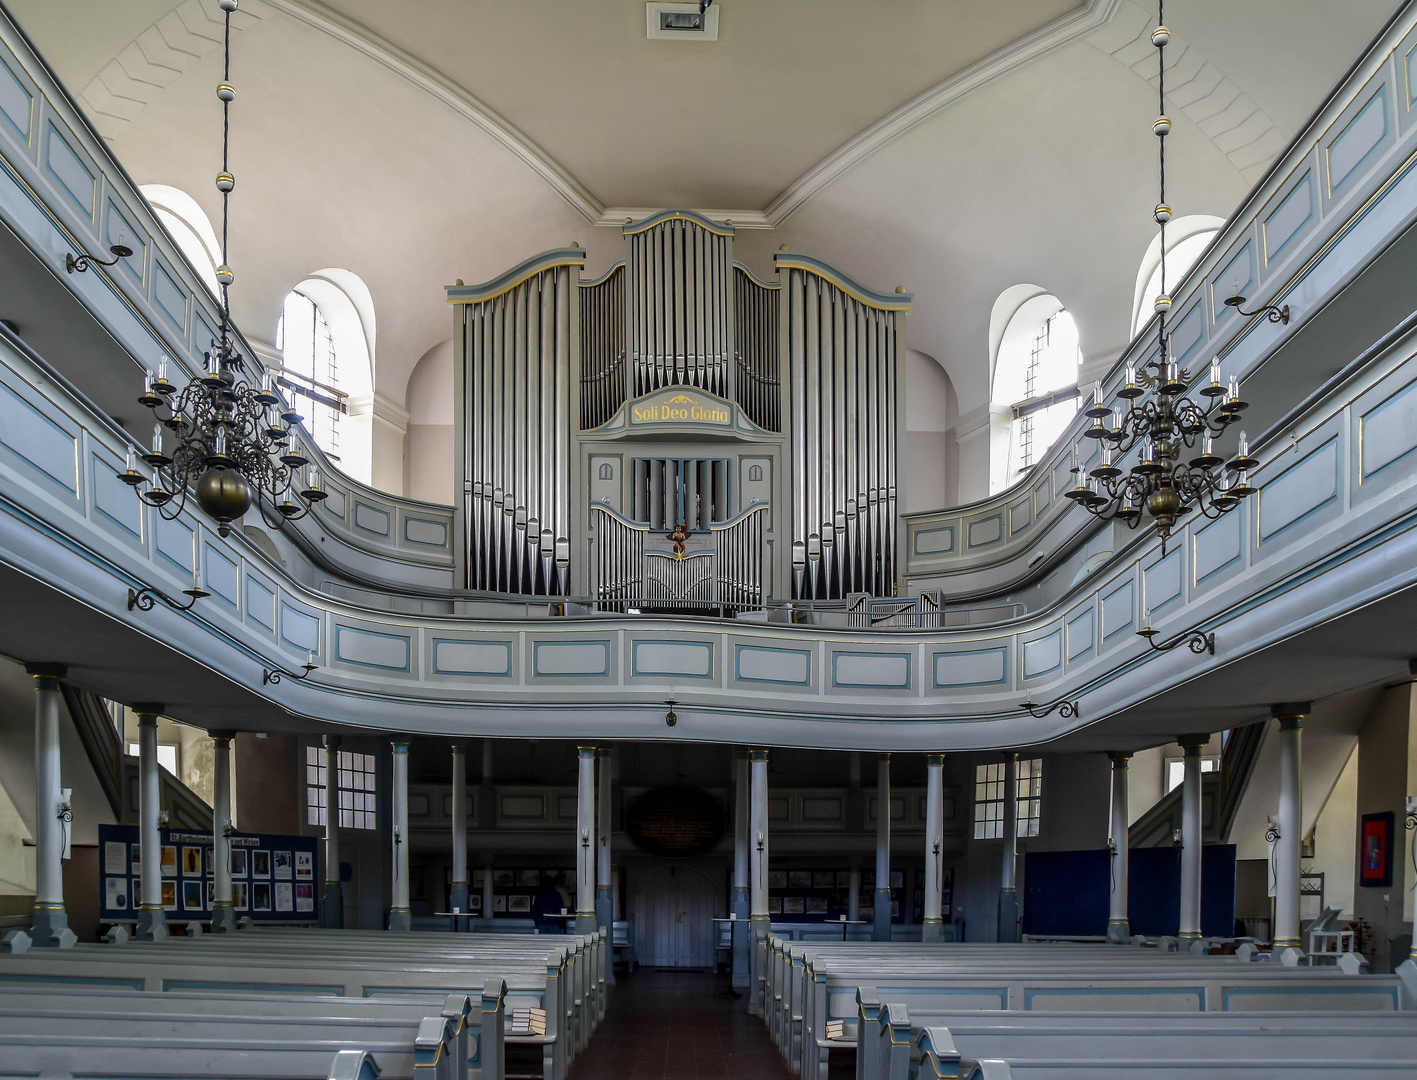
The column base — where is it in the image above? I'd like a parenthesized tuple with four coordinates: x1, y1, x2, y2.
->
(921, 920, 943, 943)
(872, 889, 893, 941)
(388, 907, 412, 932)
(731, 888, 751, 988)
(29, 906, 74, 948)
(574, 912, 597, 935)
(449, 883, 469, 915)
(321, 884, 344, 929)
(997, 888, 1019, 943)
(1106, 919, 1131, 944)
(210, 902, 237, 933)
(135, 906, 169, 941)
(1178, 930, 1203, 941)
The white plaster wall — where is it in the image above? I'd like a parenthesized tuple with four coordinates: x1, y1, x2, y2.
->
(1308, 744, 1357, 919)
(405, 340, 455, 505)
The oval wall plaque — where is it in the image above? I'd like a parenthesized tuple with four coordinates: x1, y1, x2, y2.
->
(624, 786, 726, 859)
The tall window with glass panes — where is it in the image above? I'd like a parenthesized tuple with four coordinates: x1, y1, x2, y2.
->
(974, 758, 1043, 839)
(305, 745, 377, 829)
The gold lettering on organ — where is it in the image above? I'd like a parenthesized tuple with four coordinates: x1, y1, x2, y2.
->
(630, 394, 731, 425)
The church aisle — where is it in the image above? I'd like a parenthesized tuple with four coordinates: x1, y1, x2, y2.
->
(565, 969, 795, 1080)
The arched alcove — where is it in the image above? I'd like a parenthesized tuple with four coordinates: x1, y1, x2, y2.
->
(405, 339, 454, 505)
(904, 349, 958, 511)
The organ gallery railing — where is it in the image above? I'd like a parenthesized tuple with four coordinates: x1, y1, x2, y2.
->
(592, 503, 767, 614)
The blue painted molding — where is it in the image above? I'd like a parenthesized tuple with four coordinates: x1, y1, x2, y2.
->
(445, 248, 587, 303)
(772, 251, 912, 309)
(623, 208, 734, 236)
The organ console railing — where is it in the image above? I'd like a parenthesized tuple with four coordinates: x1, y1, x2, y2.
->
(592, 503, 768, 614)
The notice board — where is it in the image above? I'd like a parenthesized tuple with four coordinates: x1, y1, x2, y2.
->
(98, 823, 319, 923)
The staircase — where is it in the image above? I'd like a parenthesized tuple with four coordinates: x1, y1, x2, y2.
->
(1128, 721, 1266, 848)
(61, 685, 212, 830)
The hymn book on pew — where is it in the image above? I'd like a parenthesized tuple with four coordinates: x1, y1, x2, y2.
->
(825, 1020, 846, 1041)
(509, 1007, 547, 1035)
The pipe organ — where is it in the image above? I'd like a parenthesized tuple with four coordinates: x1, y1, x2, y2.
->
(450, 210, 910, 610)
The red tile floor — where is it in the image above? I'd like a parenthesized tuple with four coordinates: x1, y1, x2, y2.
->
(562, 968, 816, 1080)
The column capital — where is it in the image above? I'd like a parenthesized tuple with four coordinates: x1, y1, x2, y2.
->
(209, 730, 236, 744)
(596, 746, 613, 758)
(132, 703, 164, 718)
(1108, 751, 1133, 764)
(1271, 702, 1310, 726)
(1002, 750, 1019, 762)
(391, 738, 410, 752)
(323, 733, 341, 749)
(577, 745, 597, 757)
(749, 748, 769, 761)
(925, 753, 945, 765)
(24, 662, 66, 680)
(1178, 734, 1209, 752)
(450, 742, 466, 752)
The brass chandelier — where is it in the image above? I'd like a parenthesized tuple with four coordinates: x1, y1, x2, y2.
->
(119, 0, 325, 537)
(1065, 0, 1258, 554)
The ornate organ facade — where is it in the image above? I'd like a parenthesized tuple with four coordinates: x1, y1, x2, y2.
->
(449, 210, 909, 609)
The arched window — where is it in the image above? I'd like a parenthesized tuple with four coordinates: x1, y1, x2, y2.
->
(140, 185, 221, 295)
(990, 288, 1081, 490)
(1011, 311, 1081, 474)
(1131, 216, 1224, 336)
(277, 290, 345, 462)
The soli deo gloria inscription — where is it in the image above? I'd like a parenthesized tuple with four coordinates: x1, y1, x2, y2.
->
(629, 391, 732, 427)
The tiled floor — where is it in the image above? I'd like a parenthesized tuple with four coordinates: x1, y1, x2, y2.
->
(565, 968, 798, 1080)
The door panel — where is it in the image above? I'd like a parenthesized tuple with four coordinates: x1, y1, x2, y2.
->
(632, 863, 719, 968)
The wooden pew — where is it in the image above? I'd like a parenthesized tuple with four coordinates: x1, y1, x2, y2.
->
(877, 1009, 1417, 1080)
(0, 944, 566, 1080)
(0, 984, 501, 1080)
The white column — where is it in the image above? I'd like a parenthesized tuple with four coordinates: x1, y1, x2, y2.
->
(748, 748, 770, 1014)
(211, 732, 237, 933)
(1107, 752, 1131, 943)
(1273, 709, 1307, 952)
(731, 750, 751, 987)
(575, 746, 596, 933)
(450, 743, 469, 915)
(389, 739, 411, 931)
(135, 708, 167, 940)
(873, 754, 892, 941)
(998, 753, 1019, 942)
(1178, 736, 1206, 942)
(595, 748, 614, 934)
(26, 664, 69, 945)
(922, 753, 945, 941)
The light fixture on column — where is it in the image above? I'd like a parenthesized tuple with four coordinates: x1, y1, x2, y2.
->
(128, 581, 210, 612)
(1064, 0, 1261, 555)
(116, 0, 326, 539)
(664, 699, 678, 726)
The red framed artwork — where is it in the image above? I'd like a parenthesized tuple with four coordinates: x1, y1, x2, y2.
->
(1359, 811, 1394, 888)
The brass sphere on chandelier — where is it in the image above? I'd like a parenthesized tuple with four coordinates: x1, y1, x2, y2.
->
(195, 466, 253, 536)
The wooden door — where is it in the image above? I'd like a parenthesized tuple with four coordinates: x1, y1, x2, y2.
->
(632, 863, 719, 968)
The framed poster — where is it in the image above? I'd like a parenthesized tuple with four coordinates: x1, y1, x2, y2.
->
(1360, 811, 1394, 887)
(161, 880, 177, 910)
(508, 894, 531, 913)
(252, 850, 271, 879)
(229, 849, 248, 877)
(233, 882, 249, 911)
(160, 846, 178, 878)
(767, 871, 787, 889)
(253, 882, 273, 912)
(105, 877, 128, 910)
(182, 847, 203, 876)
(105, 841, 127, 875)
(182, 880, 204, 911)
(275, 882, 294, 912)
(812, 871, 834, 889)
(783, 896, 804, 914)
(295, 851, 313, 880)
(273, 850, 293, 880)
(787, 870, 812, 889)
(517, 870, 541, 887)
(295, 882, 314, 913)
(768, 897, 782, 914)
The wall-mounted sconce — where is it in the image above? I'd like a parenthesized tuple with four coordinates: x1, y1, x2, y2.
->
(264, 652, 317, 685)
(67, 243, 133, 275)
(1224, 291, 1289, 325)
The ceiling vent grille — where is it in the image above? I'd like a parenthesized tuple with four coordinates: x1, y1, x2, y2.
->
(646, 2, 720, 41)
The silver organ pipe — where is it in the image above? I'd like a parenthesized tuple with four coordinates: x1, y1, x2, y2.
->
(457, 216, 909, 607)
(627, 216, 731, 398)
(579, 264, 625, 429)
(783, 267, 903, 601)
(458, 261, 575, 596)
(733, 267, 780, 431)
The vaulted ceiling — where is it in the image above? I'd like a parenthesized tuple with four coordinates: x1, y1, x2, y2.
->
(7, 0, 1403, 431)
